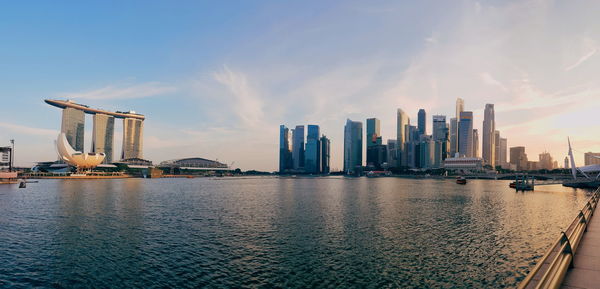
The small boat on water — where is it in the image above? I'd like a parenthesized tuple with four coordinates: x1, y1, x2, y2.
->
(509, 182, 517, 188)
(456, 176, 467, 184)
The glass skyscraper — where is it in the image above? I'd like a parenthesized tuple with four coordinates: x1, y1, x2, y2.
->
(344, 119, 362, 174)
(482, 104, 496, 165)
(458, 111, 473, 157)
(304, 125, 321, 173)
(396, 109, 410, 167)
(320, 135, 330, 174)
(279, 125, 293, 173)
(292, 125, 305, 170)
(418, 109, 426, 136)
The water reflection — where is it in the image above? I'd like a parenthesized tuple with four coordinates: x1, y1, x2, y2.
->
(0, 177, 592, 288)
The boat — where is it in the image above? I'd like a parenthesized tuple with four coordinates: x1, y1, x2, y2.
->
(509, 182, 517, 188)
(456, 176, 467, 184)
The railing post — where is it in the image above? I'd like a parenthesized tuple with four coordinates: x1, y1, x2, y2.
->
(560, 232, 575, 269)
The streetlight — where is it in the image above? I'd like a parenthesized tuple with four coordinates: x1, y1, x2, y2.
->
(9, 139, 14, 172)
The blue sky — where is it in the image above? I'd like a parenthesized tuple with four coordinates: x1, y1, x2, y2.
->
(1, 0, 599, 170)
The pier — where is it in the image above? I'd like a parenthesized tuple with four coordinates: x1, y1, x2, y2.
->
(518, 187, 600, 289)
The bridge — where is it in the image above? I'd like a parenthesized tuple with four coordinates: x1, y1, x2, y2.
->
(518, 186, 600, 289)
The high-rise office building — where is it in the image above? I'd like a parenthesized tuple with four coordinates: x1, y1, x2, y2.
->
(538, 151, 554, 170)
(386, 139, 398, 168)
(305, 125, 321, 173)
(366, 118, 381, 147)
(458, 111, 473, 157)
(344, 119, 363, 174)
(493, 130, 501, 167)
(454, 98, 464, 154)
(432, 115, 449, 161)
(565, 157, 570, 169)
(482, 104, 495, 166)
(92, 114, 115, 163)
(397, 109, 410, 167)
(366, 118, 385, 169)
(584, 152, 600, 166)
(510, 146, 528, 171)
(61, 107, 85, 152)
(279, 125, 293, 173)
(432, 115, 447, 141)
(320, 135, 330, 174)
(292, 125, 305, 170)
(499, 137, 508, 168)
(418, 109, 426, 136)
(472, 129, 479, 158)
(122, 118, 144, 159)
(449, 117, 458, 156)
(419, 135, 434, 169)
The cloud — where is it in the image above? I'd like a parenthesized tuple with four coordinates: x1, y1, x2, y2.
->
(0, 122, 57, 136)
(565, 48, 597, 71)
(212, 66, 266, 129)
(60, 82, 176, 100)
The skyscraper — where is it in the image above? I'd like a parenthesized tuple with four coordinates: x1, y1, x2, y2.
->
(584, 152, 600, 166)
(432, 115, 449, 160)
(432, 115, 447, 141)
(292, 125, 305, 170)
(279, 125, 293, 173)
(320, 135, 330, 174)
(472, 129, 479, 158)
(493, 130, 501, 168)
(121, 118, 144, 159)
(482, 104, 496, 166)
(61, 107, 85, 152)
(458, 111, 473, 157)
(419, 135, 434, 169)
(386, 139, 398, 168)
(454, 98, 464, 154)
(418, 109, 426, 136)
(510, 146, 528, 171)
(500, 137, 508, 168)
(366, 118, 382, 147)
(449, 118, 458, 156)
(92, 114, 115, 163)
(305, 125, 321, 173)
(397, 109, 410, 167)
(539, 151, 554, 170)
(366, 118, 385, 168)
(344, 119, 363, 174)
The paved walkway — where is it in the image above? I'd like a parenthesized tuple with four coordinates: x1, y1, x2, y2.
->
(561, 205, 600, 289)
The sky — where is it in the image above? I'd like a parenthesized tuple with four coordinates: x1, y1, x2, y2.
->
(1, 0, 599, 171)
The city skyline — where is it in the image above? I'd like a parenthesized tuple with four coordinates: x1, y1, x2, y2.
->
(1, 1, 599, 170)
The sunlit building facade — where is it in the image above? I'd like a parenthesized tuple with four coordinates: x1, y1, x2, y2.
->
(122, 118, 144, 160)
(482, 104, 495, 166)
(61, 107, 85, 152)
(92, 113, 115, 163)
(396, 109, 410, 167)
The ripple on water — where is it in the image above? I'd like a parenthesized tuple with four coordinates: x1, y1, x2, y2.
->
(0, 178, 590, 288)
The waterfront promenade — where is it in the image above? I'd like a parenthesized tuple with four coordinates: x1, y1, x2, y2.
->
(519, 187, 600, 289)
(561, 204, 600, 288)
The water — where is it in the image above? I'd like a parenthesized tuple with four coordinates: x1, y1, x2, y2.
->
(0, 177, 592, 288)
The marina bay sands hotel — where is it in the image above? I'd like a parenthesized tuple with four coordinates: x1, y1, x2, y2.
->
(45, 99, 145, 163)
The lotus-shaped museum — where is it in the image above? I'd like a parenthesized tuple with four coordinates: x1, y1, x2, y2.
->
(56, 133, 105, 169)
